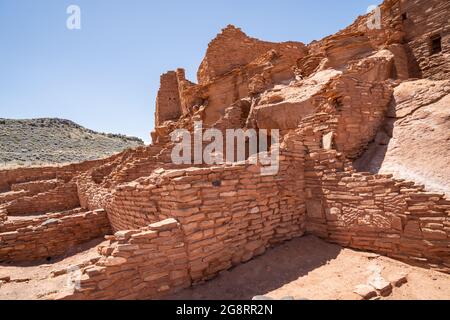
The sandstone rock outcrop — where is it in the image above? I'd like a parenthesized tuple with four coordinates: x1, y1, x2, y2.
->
(197, 25, 307, 85)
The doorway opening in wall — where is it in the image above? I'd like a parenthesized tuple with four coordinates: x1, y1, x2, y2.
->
(430, 35, 442, 55)
(401, 13, 408, 21)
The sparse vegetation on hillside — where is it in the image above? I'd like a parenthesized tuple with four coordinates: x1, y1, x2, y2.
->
(0, 118, 144, 168)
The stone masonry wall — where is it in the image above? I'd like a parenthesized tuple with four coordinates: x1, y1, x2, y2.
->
(0, 209, 111, 262)
(0, 157, 113, 193)
(331, 78, 393, 159)
(0, 191, 28, 206)
(11, 179, 60, 194)
(0, 208, 85, 233)
(1, 182, 80, 216)
(318, 51, 395, 159)
(59, 218, 190, 300)
(306, 151, 450, 272)
(0, 179, 61, 207)
(302, 114, 450, 273)
(0, 210, 6, 223)
(335, 0, 450, 80)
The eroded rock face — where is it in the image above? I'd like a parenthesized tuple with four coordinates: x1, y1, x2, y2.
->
(251, 69, 342, 130)
(197, 25, 307, 84)
(154, 0, 450, 145)
(355, 79, 450, 197)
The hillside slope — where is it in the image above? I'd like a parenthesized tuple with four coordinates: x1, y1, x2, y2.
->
(0, 118, 144, 168)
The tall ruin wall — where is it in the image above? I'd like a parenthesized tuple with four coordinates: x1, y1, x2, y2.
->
(155, 71, 183, 127)
(197, 25, 307, 84)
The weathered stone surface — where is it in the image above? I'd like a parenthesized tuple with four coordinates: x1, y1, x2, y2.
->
(197, 25, 307, 84)
(369, 278, 393, 297)
(353, 284, 378, 300)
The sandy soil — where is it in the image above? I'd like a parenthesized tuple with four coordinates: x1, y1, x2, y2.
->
(1, 236, 448, 300)
(0, 238, 106, 300)
(167, 236, 450, 300)
(354, 80, 450, 197)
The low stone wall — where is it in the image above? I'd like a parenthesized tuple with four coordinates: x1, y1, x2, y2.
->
(60, 218, 190, 300)
(298, 113, 450, 272)
(75, 144, 172, 212)
(0, 190, 29, 205)
(0, 209, 111, 262)
(1, 183, 80, 216)
(0, 167, 56, 193)
(11, 179, 60, 194)
(306, 152, 450, 272)
(0, 156, 120, 193)
(0, 180, 61, 206)
(56, 133, 307, 299)
(0, 208, 86, 233)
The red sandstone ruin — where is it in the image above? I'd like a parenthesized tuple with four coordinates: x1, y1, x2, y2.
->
(0, 0, 449, 299)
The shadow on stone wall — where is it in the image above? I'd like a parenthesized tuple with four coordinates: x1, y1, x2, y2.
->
(352, 101, 395, 174)
(165, 236, 341, 300)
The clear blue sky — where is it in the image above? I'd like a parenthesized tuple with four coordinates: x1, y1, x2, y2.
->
(0, 0, 382, 143)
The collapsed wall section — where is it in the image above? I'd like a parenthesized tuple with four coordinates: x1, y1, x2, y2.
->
(330, 74, 393, 159)
(0, 182, 80, 216)
(58, 219, 190, 300)
(197, 25, 307, 84)
(0, 157, 113, 192)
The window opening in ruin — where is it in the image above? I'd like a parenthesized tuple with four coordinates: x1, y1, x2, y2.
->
(430, 35, 442, 55)
(401, 13, 408, 21)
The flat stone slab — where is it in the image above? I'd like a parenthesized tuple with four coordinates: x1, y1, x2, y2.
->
(353, 284, 378, 300)
(369, 278, 393, 297)
(387, 272, 408, 287)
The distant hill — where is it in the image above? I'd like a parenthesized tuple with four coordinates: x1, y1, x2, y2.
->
(0, 118, 144, 168)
